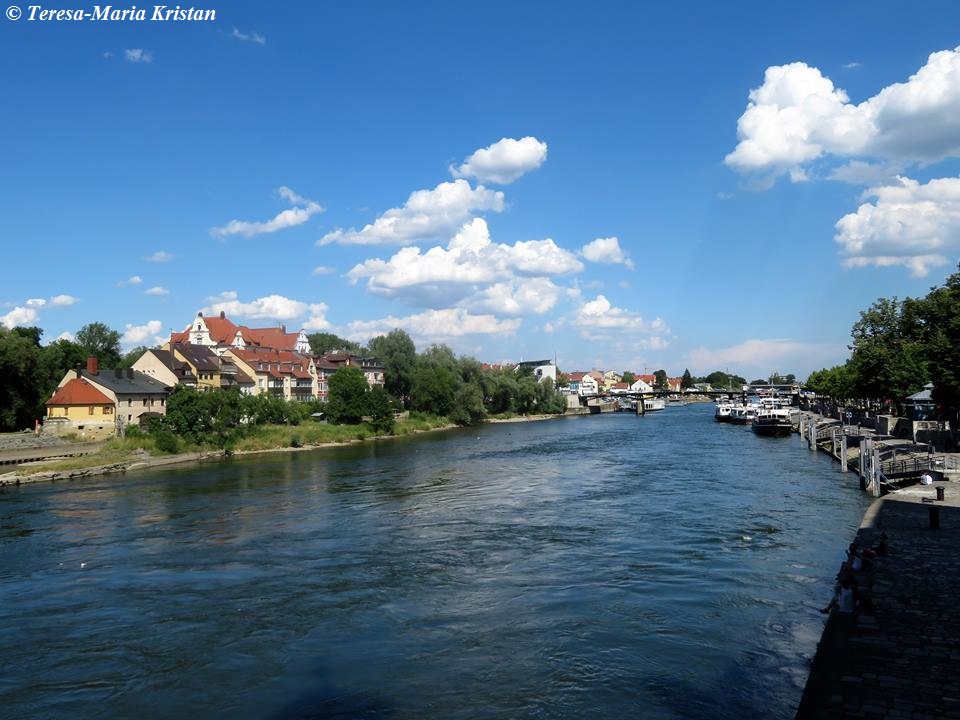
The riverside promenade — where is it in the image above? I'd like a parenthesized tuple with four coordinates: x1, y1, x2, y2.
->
(796, 481, 960, 718)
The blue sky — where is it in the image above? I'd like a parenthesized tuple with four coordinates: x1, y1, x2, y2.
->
(3, 1, 960, 379)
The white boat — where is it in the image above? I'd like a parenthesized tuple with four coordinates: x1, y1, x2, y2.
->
(641, 397, 666, 412)
(751, 397, 796, 436)
(728, 405, 758, 424)
(714, 400, 735, 422)
(752, 407, 794, 436)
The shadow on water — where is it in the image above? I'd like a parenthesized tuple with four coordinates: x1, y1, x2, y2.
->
(261, 670, 398, 720)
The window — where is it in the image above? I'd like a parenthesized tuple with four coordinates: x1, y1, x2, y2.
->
(104, 406, 113, 415)
(88, 406, 94, 415)
(128, 399, 132, 407)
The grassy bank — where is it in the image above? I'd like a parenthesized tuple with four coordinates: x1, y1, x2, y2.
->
(17, 413, 452, 476)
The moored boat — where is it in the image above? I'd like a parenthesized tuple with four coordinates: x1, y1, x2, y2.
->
(641, 397, 666, 412)
(751, 408, 794, 436)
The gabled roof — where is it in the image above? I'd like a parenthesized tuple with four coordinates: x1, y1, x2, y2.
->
(47, 378, 114, 406)
(79, 368, 170, 395)
(173, 343, 219, 372)
(243, 327, 300, 351)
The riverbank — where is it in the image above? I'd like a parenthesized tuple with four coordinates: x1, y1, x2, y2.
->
(796, 483, 960, 718)
(0, 412, 573, 486)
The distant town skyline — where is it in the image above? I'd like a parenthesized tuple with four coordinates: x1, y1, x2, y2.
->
(4, 1, 960, 379)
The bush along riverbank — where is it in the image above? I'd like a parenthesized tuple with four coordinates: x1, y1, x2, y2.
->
(2, 412, 456, 484)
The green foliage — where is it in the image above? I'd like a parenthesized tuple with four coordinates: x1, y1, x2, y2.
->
(653, 369, 668, 390)
(326, 366, 369, 424)
(621, 371, 636, 385)
(120, 346, 149, 368)
(0, 327, 46, 430)
(366, 386, 396, 434)
(289, 434, 302, 448)
(368, 329, 417, 404)
(411, 364, 458, 417)
(153, 430, 180, 454)
(307, 332, 363, 356)
(681, 369, 693, 389)
(76, 322, 122, 368)
(904, 268, 960, 409)
(806, 364, 855, 401)
(848, 296, 927, 402)
(450, 381, 486, 426)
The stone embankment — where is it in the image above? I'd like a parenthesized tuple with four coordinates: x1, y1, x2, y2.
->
(796, 483, 960, 719)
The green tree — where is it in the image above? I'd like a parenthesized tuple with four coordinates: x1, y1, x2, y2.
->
(906, 266, 960, 409)
(120, 346, 149, 368)
(307, 332, 363, 356)
(621, 371, 636, 385)
(411, 364, 458, 416)
(681, 369, 693, 389)
(326, 366, 369, 424)
(366, 387, 396, 434)
(0, 327, 45, 430)
(848, 297, 927, 403)
(806, 364, 855, 402)
(368, 329, 417, 405)
(76, 322, 122, 367)
(653, 369, 668, 390)
(450, 381, 486, 426)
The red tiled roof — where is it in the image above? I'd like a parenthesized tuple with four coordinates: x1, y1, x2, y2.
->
(47, 378, 113, 406)
(244, 328, 299, 351)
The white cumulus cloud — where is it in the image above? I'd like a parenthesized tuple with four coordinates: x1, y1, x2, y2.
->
(118, 275, 143, 287)
(143, 251, 174, 263)
(571, 294, 669, 345)
(311, 266, 336, 276)
(450, 136, 548, 185)
(48, 294, 77, 307)
(121, 320, 164, 346)
(319, 179, 504, 246)
(834, 175, 960, 277)
(463, 278, 563, 316)
(726, 46, 960, 183)
(211, 187, 324, 239)
(202, 291, 309, 321)
(347, 218, 581, 295)
(580, 237, 634, 269)
(145, 286, 169, 296)
(303, 303, 331, 331)
(343, 308, 521, 345)
(1, 305, 40, 329)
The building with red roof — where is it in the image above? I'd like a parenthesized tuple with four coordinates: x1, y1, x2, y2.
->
(168, 311, 311, 354)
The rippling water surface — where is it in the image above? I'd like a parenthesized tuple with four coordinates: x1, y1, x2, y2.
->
(0, 405, 870, 719)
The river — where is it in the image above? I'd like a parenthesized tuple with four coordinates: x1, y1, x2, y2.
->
(0, 404, 871, 719)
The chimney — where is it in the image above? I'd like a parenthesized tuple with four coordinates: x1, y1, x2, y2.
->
(115, 368, 123, 379)
(220, 310, 225, 319)
(281, 324, 286, 334)
(86, 356, 99, 376)
(75, 365, 82, 380)
(127, 368, 135, 379)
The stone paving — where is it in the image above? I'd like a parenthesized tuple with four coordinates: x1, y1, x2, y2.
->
(797, 482, 960, 719)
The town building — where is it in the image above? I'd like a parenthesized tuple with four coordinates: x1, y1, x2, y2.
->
(44, 377, 117, 439)
(51, 357, 171, 434)
(515, 360, 557, 384)
(225, 347, 319, 402)
(168, 311, 311, 355)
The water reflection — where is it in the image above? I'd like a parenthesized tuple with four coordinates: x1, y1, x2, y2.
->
(0, 406, 869, 719)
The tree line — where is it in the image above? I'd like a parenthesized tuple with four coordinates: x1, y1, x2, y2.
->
(805, 265, 960, 415)
(0, 324, 568, 433)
